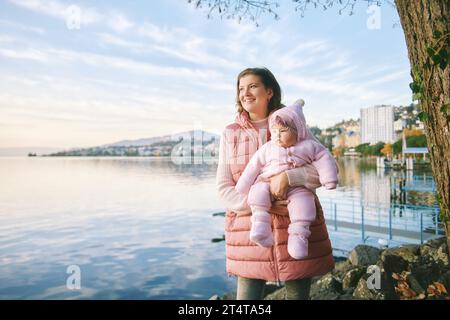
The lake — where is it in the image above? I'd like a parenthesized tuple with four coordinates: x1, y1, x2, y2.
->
(0, 157, 441, 299)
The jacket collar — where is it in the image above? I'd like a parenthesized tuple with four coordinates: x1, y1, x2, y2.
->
(235, 110, 253, 129)
(235, 110, 272, 142)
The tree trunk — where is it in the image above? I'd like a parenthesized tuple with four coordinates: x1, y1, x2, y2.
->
(395, 0, 449, 251)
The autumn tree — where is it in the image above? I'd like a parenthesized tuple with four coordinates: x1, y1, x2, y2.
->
(404, 128, 424, 137)
(332, 147, 344, 157)
(381, 143, 393, 157)
(188, 0, 450, 250)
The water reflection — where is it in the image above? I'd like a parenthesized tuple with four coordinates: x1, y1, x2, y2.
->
(317, 157, 440, 253)
(329, 157, 437, 207)
(0, 157, 440, 299)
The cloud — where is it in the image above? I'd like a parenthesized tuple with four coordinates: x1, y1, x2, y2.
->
(0, 19, 46, 34)
(0, 37, 224, 81)
(0, 48, 48, 61)
(96, 28, 241, 69)
(150, 42, 241, 69)
(96, 32, 144, 50)
(7, 0, 135, 33)
(0, 34, 16, 43)
(0, 70, 228, 126)
(0, 70, 231, 147)
(47, 48, 223, 80)
(364, 70, 409, 86)
(108, 12, 135, 32)
(137, 22, 174, 43)
(7, 0, 102, 26)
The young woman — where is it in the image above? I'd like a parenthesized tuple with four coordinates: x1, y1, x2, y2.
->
(216, 67, 335, 300)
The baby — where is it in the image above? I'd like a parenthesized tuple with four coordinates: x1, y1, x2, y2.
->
(235, 99, 338, 259)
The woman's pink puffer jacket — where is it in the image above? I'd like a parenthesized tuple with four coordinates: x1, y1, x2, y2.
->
(223, 110, 335, 282)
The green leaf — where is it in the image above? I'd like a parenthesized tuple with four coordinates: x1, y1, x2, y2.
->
(413, 92, 422, 101)
(431, 54, 441, 65)
(417, 111, 429, 121)
(409, 82, 416, 92)
(412, 65, 422, 81)
(433, 30, 442, 39)
(441, 104, 450, 113)
(409, 81, 422, 93)
(438, 47, 448, 58)
(426, 46, 436, 58)
(437, 50, 449, 70)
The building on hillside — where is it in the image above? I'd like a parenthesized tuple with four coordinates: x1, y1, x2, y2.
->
(331, 122, 361, 149)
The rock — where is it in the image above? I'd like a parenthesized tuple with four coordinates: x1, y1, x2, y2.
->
(382, 271, 399, 300)
(221, 292, 236, 300)
(338, 288, 355, 300)
(334, 259, 353, 272)
(342, 267, 366, 290)
(353, 276, 384, 300)
(331, 260, 354, 289)
(380, 245, 421, 275)
(315, 273, 343, 292)
(436, 244, 450, 265)
(401, 244, 420, 255)
(438, 270, 450, 290)
(348, 245, 382, 267)
(420, 244, 434, 256)
(311, 291, 341, 300)
(381, 252, 409, 273)
(409, 263, 442, 289)
(406, 274, 425, 295)
(262, 238, 448, 301)
(310, 273, 343, 300)
(420, 244, 449, 266)
(383, 246, 418, 263)
(425, 237, 447, 249)
(264, 287, 286, 300)
(310, 276, 321, 285)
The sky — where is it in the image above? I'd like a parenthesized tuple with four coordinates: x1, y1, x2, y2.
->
(0, 0, 413, 149)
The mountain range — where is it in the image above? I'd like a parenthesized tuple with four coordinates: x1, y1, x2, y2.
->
(0, 130, 221, 157)
(102, 130, 220, 147)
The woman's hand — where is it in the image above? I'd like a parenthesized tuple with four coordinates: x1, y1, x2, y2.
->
(269, 171, 289, 201)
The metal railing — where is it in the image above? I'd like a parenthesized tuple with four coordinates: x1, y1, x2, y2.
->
(320, 197, 442, 244)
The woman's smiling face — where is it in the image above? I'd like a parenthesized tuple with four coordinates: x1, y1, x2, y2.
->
(238, 74, 273, 120)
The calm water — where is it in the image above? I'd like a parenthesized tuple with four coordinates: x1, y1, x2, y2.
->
(0, 157, 441, 299)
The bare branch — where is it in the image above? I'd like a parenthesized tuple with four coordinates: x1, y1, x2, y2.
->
(187, 0, 279, 26)
(292, 0, 391, 17)
(188, 0, 396, 25)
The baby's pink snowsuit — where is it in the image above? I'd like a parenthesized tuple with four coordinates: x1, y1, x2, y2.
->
(235, 100, 338, 259)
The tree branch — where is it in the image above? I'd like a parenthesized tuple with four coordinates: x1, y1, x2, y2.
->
(187, 0, 280, 25)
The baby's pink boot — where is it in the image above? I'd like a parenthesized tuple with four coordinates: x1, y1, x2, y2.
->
(250, 211, 274, 247)
(287, 223, 311, 259)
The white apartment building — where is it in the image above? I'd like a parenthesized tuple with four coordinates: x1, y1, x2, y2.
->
(360, 105, 396, 144)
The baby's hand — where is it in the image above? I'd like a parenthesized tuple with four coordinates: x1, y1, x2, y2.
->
(324, 182, 337, 190)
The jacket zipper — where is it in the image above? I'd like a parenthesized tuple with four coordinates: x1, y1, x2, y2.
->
(272, 223, 281, 285)
(245, 120, 281, 284)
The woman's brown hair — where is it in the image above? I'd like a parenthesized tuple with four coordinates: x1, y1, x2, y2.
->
(235, 67, 283, 114)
